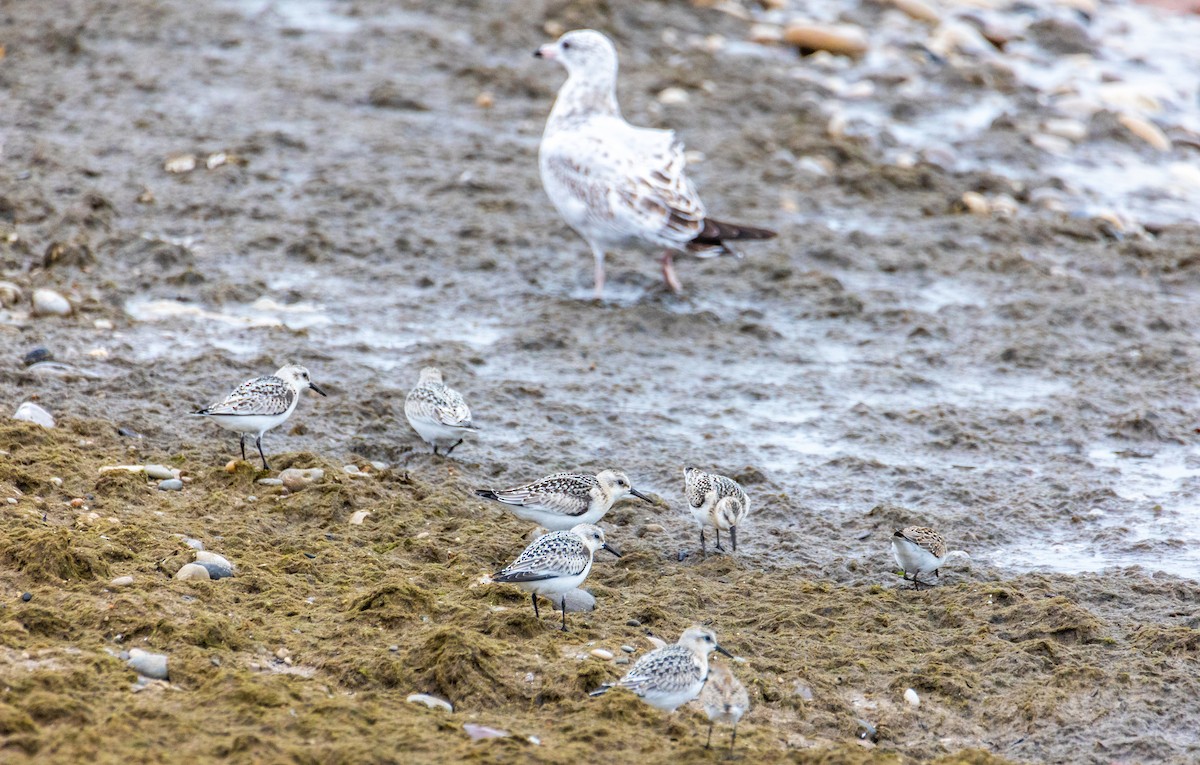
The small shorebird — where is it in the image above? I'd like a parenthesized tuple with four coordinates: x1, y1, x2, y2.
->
(891, 526, 970, 587)
(491, 523, 620, 631)
(475, 469, 652, 530)
(404, 366, 477, 456)
(193, 364, 326, 471)
(591, 626, 732, 712)
(535, 29, 776, 298)
(684, 467, 750, 557)
(699, 662, 750, 754)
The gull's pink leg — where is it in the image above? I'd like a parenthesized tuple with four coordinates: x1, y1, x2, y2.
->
(660, 251, 683, 293)
(591, 246, 606, 299)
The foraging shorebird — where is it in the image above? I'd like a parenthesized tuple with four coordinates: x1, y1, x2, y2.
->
(193, 364, 326, 471)
(491, 523, 620, 631)
(535, 29, 776, 298)
(404, 366, 477, 456)
(891, 526, 970, 587)
(476, 469, 651, 530)
(699, 662, 750, 754)
(684, 467, 750, 557)
(591, 626, 733, 712)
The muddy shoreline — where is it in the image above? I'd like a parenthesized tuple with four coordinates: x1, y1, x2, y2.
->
(3, 0, 1200, 762)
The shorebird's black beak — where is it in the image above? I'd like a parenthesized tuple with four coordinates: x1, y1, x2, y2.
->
(715, 644, 734, 658)
(309, 382, 327, 397)
(630, 488, 652, 503)
(533, 49, 543, 58)
(601, 543, 622, 559)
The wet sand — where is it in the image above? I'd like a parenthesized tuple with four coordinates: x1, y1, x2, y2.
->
(2, 0, 1200, 762)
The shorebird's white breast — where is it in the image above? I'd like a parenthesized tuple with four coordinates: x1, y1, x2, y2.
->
(891, 536, 942, 573)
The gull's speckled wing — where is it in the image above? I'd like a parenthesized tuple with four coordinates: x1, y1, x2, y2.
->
(484, 473, 597, 518)
(541, 115, 706, 251)
(492, 530, 590, 582)
(617, 645, 704, 696)
(896, 526, 947, 559)
(197, 375, 294, 416)
(406, 382, 474, 429)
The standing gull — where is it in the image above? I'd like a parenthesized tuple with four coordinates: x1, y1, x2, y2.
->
(891, 526, 970, 587)
(476, 469, 652, 530)
(699, 661, 750, 754)
(590, 626, 733, 712)
(193, 364, 326, 471)
(491, 523, 620, 631)
(404, 366, 477, 456)
(535, 29, 776, 298)
(684, 467, 750, 557)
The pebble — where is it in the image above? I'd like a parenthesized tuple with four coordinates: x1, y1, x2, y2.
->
(99, 465, 144, 474)
(22, 347, 53, 366)
(280, 467, 324, 491)
(49, 476, 63, 488)
(1118, 113, 1171, 152)
(544, 588, 595, 613)
(656, 87, 689, 105)
(0, 281, 22, 307)
(144, 465, 175, 480)
(621, 645, 635, 653)
(13, 402, 55, 429)
(194, 551, 234, 579)
(463, 724, 509, 741)
(127, 648, 169, 680)
(783, 23, 868, 57)
(643, 523, 664, 533)
(590, 649, 614, 660)
(117, 427, 142, 438)
(625, 618, 641, 627)
(21, 592, 32, 602)
(31, 288, 72, 317)
(158, 479, 183, 491)
(183, 537, 204, 551)
(224, 460, 239, 473)
(960, 191, 990, 216)
(110, 575, 135, 587)
(370, 461, 389, 471)
(256, 478, 284, 486)
(614, 657, 629, 665)
(889, 0, 940, 23)
(407, 693, 453, 712)
(990, 193, 1018, 219)
(174, 563, 212, 581)
(94, 318, 114, 330)
(164, 153, 196, 173)
(343, 465, 361, 475)
(349, 510, 371, 525)
(1042, 118, 1088, 142)
(748, 23, 783, 44)
(905, 688, 921, 707)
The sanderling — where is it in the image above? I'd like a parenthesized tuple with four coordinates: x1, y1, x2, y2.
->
(684, 467, 750, 557)
(535, 29, 775, 298)
(404, 366, 477, 456)
(891, 526, 970, 587)
(475, 469, 651, 530)
(591, 626, 732, 712)
(193, 364, 326, 471)
(699, 661, 750, 754)
(491, 523, 620, 631)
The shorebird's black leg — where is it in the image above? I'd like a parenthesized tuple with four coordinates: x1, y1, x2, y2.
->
(705, 722, 713, 749)
(731, 526, 738, 552)
(255, 436, 269, 471)
(560, 598, 568, 632)
(700, 528, 707, 559)
(444, 438, 463, 456)
(730, 724, 738, 755)
(239, 435, 246, 462)
(532, 592, 540, 619)
(433, 445, 439, 456)
(715, 528, 726, 553)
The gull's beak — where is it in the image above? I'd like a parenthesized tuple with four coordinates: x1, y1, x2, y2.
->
(630, 488, 652, 503)
(715, 644, 734, 658)
(601, 543, 622, 559)
(534, 44, 557, 60)
(309, 382, 327, 397)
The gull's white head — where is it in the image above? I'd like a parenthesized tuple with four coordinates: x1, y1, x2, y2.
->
(275, 364, 327, 397)
(535, 29, 618, 78)
(569, 523, 622, 558)
(597, 469, 652, 505)
(417, 366, 444, 385)
(677, 626, 733, 658)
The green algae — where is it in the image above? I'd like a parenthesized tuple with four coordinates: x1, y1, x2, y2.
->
(1, 420, 1198, 763)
